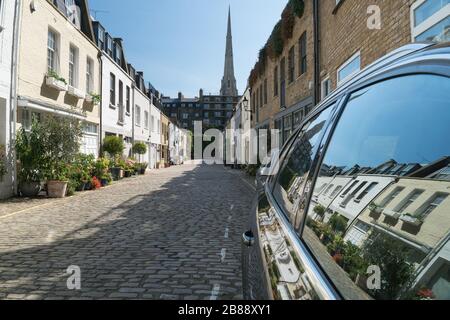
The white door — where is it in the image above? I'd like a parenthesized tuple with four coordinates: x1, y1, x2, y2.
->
(81, 133, 99, 157)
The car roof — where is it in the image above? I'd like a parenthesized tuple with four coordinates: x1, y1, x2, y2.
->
(317, 42, 450, 109)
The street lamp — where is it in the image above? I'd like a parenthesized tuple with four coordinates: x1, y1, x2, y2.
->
(243, 97, 251, 112)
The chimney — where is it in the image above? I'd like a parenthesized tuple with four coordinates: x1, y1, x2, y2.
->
(178, 92, 183, 100)
(199, 88, 204, 98)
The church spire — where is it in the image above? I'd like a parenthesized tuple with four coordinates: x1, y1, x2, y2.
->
(220, 6, 238, 96)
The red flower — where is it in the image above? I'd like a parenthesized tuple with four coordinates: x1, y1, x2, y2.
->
(91, 177, 102, 190)
(417, 288, 434, 299)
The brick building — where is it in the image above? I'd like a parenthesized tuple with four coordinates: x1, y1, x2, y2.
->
(249, 0, 449, 146)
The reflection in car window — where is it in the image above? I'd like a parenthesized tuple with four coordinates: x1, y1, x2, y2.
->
(304, 75, 450, 300)
(272, 107, 333, 224)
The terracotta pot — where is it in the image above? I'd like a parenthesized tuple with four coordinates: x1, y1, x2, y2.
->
(20, 181, 41, 197)
(47, 180, 68, 198)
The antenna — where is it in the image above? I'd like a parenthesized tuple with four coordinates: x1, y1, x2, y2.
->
(90, 9, 109, 20)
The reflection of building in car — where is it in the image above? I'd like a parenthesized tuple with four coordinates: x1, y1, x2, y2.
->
(343, 157, 450, 299)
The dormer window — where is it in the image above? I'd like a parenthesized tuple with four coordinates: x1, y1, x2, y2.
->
(97, 26, 105, 51)
(106, 34, 113, 57)
(115, 44, 122, 66)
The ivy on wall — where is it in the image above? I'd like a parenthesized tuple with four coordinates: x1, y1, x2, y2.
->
(248, 0, 305, 87)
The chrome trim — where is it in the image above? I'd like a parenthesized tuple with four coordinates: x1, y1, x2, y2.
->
(265, 185, 341, 300)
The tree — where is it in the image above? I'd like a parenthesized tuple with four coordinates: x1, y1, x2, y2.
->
(132, 142, 147, 163)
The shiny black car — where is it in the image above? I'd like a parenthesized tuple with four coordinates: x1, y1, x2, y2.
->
(242, 43, 450, 300)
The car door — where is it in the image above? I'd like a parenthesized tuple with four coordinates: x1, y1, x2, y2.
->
(243, 101, 341, 300)
(302, 73, 450, 300)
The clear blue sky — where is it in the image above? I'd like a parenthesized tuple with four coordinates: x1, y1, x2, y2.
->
(89, 0, 287, 97)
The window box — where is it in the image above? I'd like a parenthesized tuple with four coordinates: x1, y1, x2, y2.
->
(45, 75, 67, 91)
(382, 209, 401, 219)
(67, 86, 85, 99)
(400, 214, 424, 227)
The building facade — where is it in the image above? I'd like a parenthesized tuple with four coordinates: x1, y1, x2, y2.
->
(249, 0, 450, 147)
(17, 0, 101, 157)
(93, 21, 134, 157)
(131, 68, 151, 163)
(149, 94, 162, 169)
(160, 113, 170, 168)
(0, 0, 18, 199)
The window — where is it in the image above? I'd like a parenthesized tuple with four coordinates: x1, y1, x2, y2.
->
(299, 32, 307, 76)
(381, 187, 405, 207)
(272, 105, 334, 223)
(355, 182, 379, 202)
(68, 46, 78, 87)
(86, 58, 93, 93)
(144, 111, 149, 129)
(259, 85, 263, 107)
(419, 193, 448, 218)
(118, 80, 123, 106)
(182, 113, 189, 120)
(304, 74, 450, 300)
(337, 52, 360, 84)
(330, 186, 343, 198)
(47, 30, 58, 72)
(288, 46, 295, 83)
(321, 78, 331, 100)
(431, 165, 450, 180)
(21, 110, 41, 131)
(280, 58, 286, 108)
(151, 115, 155, 132)
(115, 44, 122, 65)
(126, 86, 130, 114)
(109, 73, 116, 106)
(106, 34, 113, 57)
(97, 26, 105, 50)
(135, 105, 141, 126)
(273, 66, 279, 97)
(412, 0, 450, 42)
(396, 189, 424, 213)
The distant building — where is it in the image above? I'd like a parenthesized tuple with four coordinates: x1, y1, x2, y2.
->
(161, 8, 241, 131)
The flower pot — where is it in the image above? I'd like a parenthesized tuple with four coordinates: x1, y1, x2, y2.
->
(20, 181, 41, 197)
(139, 168, 146, 175)
(84, 181, 92, 191)
(124, 170, 132, 178)
(100, 179, 109, 187)
(110, 167, 123, 181)
(47, 180, 68, 198)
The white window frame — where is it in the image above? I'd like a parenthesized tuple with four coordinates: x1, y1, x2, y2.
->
(86, 57, 93, 93)
(411, 0, 450, 41)
(47, 29, 59, 73)
(69, 45, 79, 88)
(144, 111, 149, 130)
(337, 52, 361, 85)
(135, 105, 141, 127)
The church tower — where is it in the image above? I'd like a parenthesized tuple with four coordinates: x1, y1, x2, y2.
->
(220, 7, 238, 96)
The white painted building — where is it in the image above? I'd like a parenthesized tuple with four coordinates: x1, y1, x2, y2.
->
(93, 21, 134, 157)
(149, 97, 161, 169)
(130, 68, 150, 163)
(0, 0, 18, 199)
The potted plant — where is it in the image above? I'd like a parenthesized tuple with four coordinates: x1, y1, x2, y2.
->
(40, 115, 83, 198)
(102, 136, 125, 181)
(400, 213, 424, 227)
(368, 202, 383, 219)
(132, 142, 147, 163)
(100, 172, 112, 187)
(15, 123, 46, 197)
(136, 162, 148, 175)
(46, 161, 69, 198)
(46, 70, 68, 91)
(86, 92, 101, 105)
(91, 176, 102, 190)
(0, 144, 7, 182)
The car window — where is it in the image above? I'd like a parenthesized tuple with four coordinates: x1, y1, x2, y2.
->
(272, 106, 334, 224)
(303, 74, 450, 300)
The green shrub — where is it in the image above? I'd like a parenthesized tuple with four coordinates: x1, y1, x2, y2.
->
(102, 136, 124, 158)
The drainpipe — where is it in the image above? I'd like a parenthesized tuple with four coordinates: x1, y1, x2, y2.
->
(10, 0, 22, 195)
(313, 0, 320, 106)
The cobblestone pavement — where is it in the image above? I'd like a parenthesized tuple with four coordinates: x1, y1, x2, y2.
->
(0, 165, 255, 300)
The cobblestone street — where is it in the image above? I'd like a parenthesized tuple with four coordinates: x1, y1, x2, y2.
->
(0, 165, 255, 300)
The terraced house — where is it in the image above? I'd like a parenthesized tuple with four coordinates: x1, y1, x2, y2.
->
(249, 0, 450, 147)
(93, 20, 134, 158)
(0, 0, 19, 199)
(17, 0, 101, 156)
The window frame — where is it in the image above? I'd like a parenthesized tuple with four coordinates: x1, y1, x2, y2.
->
(411, 0, 450, 42)
(337, 52, 361, 85)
